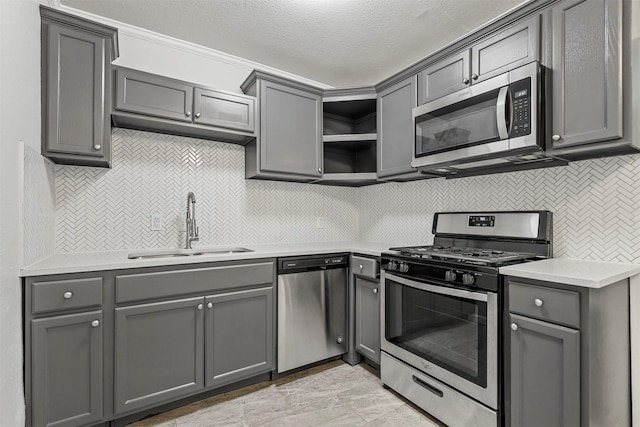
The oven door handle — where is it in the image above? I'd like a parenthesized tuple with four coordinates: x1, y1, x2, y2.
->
(412, 375, 444, 397)
(383, 272, 488, 302)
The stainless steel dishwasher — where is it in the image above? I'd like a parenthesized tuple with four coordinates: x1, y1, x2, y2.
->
(277, 254, 348, 373)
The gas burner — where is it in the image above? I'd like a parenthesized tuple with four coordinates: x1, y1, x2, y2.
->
(389, 245, 538, 267)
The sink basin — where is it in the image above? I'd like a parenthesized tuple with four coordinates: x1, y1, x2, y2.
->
(127, 247, 254, 260)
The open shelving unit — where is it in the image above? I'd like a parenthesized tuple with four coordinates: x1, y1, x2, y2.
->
(318, 89, 378, 186)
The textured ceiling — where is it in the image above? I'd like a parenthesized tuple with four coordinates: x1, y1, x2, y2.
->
(60, 0, 528, 87)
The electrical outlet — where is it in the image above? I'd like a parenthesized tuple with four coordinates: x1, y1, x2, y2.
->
(177, 214, 186, 232)
(316, 217, 325, 229)
(151, 213, 163, 231)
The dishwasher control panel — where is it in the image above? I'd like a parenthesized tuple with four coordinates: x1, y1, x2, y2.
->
(278, 254, 349, 272)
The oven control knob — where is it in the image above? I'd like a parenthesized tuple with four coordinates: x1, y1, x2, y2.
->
(399, 262, 409, 273)
(445, 270, 457, 282)
(388, 261, 398, 271)
(462, 273, 475, 285)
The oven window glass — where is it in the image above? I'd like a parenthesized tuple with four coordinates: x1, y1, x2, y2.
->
(415, 88, 502, 157)
(385, 278, 487, 387)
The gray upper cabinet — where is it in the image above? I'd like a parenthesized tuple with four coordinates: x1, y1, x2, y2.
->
(205, 286, 274, 389)
(31, 311, 103, 427)
(377, 76, 423, 180)
(114, 297, 205, 415)
(548, 0, 623, 156)
(417, 14, 540, 105)
(40, 6, 118, 168)
(241, 70, 323, 181)
(112, 67, 255, 145)
(418, 50, 470, 105)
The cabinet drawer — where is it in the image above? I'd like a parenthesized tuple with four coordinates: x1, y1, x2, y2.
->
(32, 277, 103, 314)
(352, 256, 378, 279)
(116, 262, 274, 303)
(509, 281, 580, 328)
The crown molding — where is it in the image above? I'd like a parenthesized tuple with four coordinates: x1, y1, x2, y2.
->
(46, 0, 333, 89)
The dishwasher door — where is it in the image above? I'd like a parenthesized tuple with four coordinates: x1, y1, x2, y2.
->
(277, 267, 347, 373)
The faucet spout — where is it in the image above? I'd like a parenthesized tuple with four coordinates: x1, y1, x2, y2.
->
(185, 192, 199, 249)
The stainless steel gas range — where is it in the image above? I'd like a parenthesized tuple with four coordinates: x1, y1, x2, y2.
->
(380, 211, 552, 427)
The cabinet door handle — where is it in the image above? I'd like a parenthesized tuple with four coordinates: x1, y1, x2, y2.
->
(511, 323, 518, 331)
(373, 288, 378, 294)
(207, 302, 213, 309)
(63, 291, 73, 299)
(186, 111, 192, 117)
(471, 73, 479, 81)
(462, 77, 470, 84)
(197, 303, 203, 310)
(534, 298, 544, 307)
(318, 168, 322, 173)
(91, 320, 100, 328)
(93, 144, 101, 150)
(195, 112, 201, 118)
(552, 134, 561, 141)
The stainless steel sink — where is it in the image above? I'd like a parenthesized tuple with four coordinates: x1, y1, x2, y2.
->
(127, 247, 253, 260)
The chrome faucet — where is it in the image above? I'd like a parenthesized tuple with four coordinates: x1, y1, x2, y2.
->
(185, 192, 199, 249)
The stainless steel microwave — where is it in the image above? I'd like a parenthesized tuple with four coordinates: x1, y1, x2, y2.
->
(412, 61, 543, 171)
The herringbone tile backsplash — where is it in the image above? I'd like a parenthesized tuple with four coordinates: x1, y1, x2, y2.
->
(54, 128, 640, 264)
(54, 128, 359, 252)
(358, 154, 640, 263)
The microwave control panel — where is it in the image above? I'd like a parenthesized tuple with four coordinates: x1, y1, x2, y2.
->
(509, 77, 531, 137)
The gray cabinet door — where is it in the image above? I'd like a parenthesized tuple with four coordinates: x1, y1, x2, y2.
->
(509, 313, 580, 427)
(417, 50, 470, 105)
(115, 68, 194, 123)
(355, 277, 380, 363)
(471, 15, 540, 83)
(31, 311, 103, 427)
(42, 23, 110, 163)
(377, 76, 420, 179)
(114, 297, 204, 415)
(193, 88, 255, 132)
(550, 0, 622, 149)
(205, 287, 274, 388)
(258, 80, 323, 178)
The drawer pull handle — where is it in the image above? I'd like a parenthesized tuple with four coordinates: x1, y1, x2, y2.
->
(511, 323, 519, 331)
(91, 320, 100, 328)
(63, 291, 73, 299)
(412, 375, 443, 397)
(359, 264, 364, 271)
(534, 298, 544, 307)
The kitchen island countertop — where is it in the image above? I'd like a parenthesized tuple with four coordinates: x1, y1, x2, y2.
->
(20, 241, 397, 277)
(500, 258, 640, 289)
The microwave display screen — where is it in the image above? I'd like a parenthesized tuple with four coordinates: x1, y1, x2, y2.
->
(514, 89, 528, 99)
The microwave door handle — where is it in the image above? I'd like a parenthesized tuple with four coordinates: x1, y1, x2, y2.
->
(496, 86, 509, 140)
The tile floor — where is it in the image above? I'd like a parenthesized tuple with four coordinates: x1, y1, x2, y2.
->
(129, 361, 444, 426)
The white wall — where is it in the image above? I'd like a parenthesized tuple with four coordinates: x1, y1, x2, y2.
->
(0, 1, 44, 425)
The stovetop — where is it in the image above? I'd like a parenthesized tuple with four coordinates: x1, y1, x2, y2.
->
(388, 245, 539, 267)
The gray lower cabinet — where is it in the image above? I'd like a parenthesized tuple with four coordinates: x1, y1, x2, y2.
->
(205, 287, 274, 388)
(40, 6, 118, 168)
(241, 70, 323, 181)
(506, 277, 630, 427)
(548, 0, 623, 157)
(31, 311, 103, 427)
(114, 297, 205, 415)
(354, 277, 380, 363)
(509, 313, 580, 427)
(376, 76, 425, 181)
(112, 67, 256, 144)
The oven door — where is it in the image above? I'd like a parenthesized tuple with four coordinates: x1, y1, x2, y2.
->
(381, 271, 498, 410)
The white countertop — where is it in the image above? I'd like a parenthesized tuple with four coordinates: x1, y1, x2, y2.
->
(500, 258, 640, 289)
(20, 241, 395, 277)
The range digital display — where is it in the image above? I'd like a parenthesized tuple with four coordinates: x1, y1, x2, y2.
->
(468, 215, 495, 227)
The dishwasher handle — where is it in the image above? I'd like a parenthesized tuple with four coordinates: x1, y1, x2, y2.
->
(278, 254, 349, 273)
